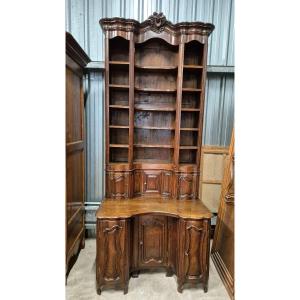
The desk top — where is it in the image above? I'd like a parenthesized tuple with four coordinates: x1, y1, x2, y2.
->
(96, 197, 212, 219)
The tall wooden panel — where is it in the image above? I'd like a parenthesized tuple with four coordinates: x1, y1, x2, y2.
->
(211, 131, 234, 299)
(66, 32, 90, 276)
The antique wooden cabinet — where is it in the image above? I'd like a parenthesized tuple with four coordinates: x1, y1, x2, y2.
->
(96, 12, 214, 294)
(66, 32, 90, 276)
(211, 131, 235, 299)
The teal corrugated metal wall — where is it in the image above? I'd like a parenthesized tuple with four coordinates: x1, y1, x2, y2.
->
(66, 0, 234, 207)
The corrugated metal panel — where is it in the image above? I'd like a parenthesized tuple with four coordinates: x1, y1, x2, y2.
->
(67, 0, 234, 204)
(66, 0, 234, 65)
(203, 74, 234, 146)
(84, 72, 105, 202)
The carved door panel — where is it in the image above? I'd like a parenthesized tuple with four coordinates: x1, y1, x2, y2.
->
(177, 219, 210, 292)
(138, 215, 167, 267)
(142, 171, 161, 195)
(96, 219, 129, 292)
(133, 171, 143, 196)
(106, 172, 130, 199)
(161, 171, 173, 198)
(177, 173, 198, 200)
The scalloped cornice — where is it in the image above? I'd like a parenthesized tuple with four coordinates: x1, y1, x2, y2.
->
(99, 12, 214, 37)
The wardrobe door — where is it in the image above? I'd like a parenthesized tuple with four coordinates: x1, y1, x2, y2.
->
(66, 32, 90, 275)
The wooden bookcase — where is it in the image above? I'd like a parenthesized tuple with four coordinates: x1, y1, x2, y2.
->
(97, 13, 215, 295)
(103, 14, 214, 200)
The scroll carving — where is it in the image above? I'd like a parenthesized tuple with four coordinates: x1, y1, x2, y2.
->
(148, 12, 167, 33)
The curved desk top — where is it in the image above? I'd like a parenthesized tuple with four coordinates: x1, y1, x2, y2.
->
(96, 197, 212, 219)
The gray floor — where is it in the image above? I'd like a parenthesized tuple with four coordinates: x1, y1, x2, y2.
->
(66, 239, 230, 300)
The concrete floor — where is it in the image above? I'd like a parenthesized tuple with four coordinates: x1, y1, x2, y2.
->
(66, 239, 230, 300)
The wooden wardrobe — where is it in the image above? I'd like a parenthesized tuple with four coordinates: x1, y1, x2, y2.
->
(211, 131, 235, 299)
(66, 32, 90, 276)
(96, 12, 215, 295)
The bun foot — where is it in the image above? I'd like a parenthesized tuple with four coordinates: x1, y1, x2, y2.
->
(131, 271, 140, 278)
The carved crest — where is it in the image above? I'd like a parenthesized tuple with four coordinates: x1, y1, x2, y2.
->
(148, 12, 167, 33)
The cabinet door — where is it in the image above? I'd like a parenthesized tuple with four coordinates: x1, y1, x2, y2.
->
(138, 215, 167, 267)
(177, 173, 198, 200)
(177, 219, 210, 292)
(106, 172, 130, 199)
(142, 171, 161, 195)
(161, 171, 173, 198)
(96, 219, 129, 292)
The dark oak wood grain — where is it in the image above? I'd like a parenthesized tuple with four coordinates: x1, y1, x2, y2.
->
(66, 32, 90, 277)
(97, 12, 214, 294)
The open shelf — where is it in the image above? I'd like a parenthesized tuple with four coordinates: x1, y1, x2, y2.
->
(134, 147, 174, 164)
(135, 111, 175, 129)
(110, 109, 129, 126)
(110, 144, 129, 148)
(180, 128, 199, 131)
(181, 108, 200, 111)
(135, 126, 175, 130)
(182, 88, 202, 92)
(183, 65, 203, 69)
(180, 146, 198, 149)
(109, 105, 129, 109)
(133, 159, 172, 164)
(106, 35, 206, 169)
(110, 147, 128, 163)
(135, 64, 177, 70)
(135, 104, 176, 111)
(179, 149, 197, 164)
(134, 144, 174, 148)
(184, 40, 204, 66)
(135, 87, 176, 93)
(109, 84, 129, 90)
(109, 125, 129, 129)
(110, 61, 129, 65)
(181, 111, 199, 128)
(109, 37, 129, 62)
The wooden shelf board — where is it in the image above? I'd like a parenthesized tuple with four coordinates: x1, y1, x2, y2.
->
(182, 88, 202, 92)
(180, 146, 198, 149)
(135, 87, 177, 93)
(181, 108, 201, 111)
(183, 65, 203, 69)
(109, 105, 130, 109)
(180, 128, 199, 131)
(109, 125, 129, 129)
(109, 61, 129, 65)
(135, 104, 176, 111)
(135, 126, 175, 130)
(135, 65, 178, 70)
(110, 144, 129, 148)
(109, 84, 129, 89)
(134, 159, 173, 164)
(134, 144, 174, 148)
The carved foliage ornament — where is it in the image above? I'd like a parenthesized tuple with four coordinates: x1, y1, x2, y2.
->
(148, 12, 167, 33)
